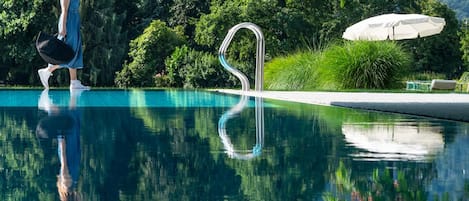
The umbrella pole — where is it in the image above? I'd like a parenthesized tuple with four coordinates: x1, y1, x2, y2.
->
(392, 26, 395, 40)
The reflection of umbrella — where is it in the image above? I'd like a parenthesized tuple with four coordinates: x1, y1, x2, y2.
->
(342, 13, 446, 41)
(342, 123, 444, 161)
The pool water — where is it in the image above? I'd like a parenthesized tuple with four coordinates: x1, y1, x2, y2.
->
(0, 89, 468, 201)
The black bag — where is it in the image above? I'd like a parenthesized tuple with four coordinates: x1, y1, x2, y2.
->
(35, 31, 75, 65)
(36, 114, 75, 138)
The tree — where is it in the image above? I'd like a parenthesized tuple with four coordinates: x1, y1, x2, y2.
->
(168, 0, 210, 48)
(165, 45, 232, 88)
(115, 20, 185, 87)
(322, 0, 422, 42)
(409, 0, 462, 77)
(79, 0, 128, 86)
(337, 0, 463, 78)
(0, 0, 57, 85)
(125, 0, 174, 40)
(439, 0, 469, 20)
(461, 19, 469, 71)
(0, 0, 465, 87)
(194, 0, 332, 87)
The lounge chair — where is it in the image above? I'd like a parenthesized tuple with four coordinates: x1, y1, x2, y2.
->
(406, 80, 431, 91)
(406, 72, 469, 92)
(406, 79, 456, 91)
(430, 79, 457, 90)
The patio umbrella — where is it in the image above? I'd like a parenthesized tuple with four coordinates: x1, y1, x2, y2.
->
(342, 13, 446, 41)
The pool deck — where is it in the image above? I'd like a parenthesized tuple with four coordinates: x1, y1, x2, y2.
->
(215, 89, 469, 122)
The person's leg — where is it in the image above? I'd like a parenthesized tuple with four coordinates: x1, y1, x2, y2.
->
(69, 68, 90, 90)
(48, 65, 60, 72)
(69, 68, 77, 80)
(38, 65, 60, 88)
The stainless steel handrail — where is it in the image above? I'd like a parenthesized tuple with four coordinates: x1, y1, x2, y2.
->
(218, 22, 265, 91)
(218, 95, 264, 160)
(217, 22, 265, 160)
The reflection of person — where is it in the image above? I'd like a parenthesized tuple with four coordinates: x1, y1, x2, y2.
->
(36, 89, 83, 201)
(37, 0, 90, 90)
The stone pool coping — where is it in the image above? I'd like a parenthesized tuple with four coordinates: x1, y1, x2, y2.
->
(215, 89, 469, 122)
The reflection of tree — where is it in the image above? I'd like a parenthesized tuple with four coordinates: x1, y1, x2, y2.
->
(0, 109, 56, 200)
(231, 108, 332, 200)
(122, 107, 242, 200)
(1, 91, 465, 200)
(128, 94, 339, 200)
(200, 104, 341, 200)
(428, 124, 469, 200)
(78, 108, 137, 200)
(327, 160, 434, 200)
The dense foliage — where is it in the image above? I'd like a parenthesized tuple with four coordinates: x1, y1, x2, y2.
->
(115, 20, 185, 87)
(0, 0, 466, 88)
(461, 22, 469, 70)
(79, 0, 128, 86)
(406, 0, 463, 77)
(0, 0, 56, 84)
(164, 45, 232, 88)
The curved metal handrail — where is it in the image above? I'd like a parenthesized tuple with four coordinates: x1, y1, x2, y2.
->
(218, 96, 264, 160)
(218, 22, 265, 91)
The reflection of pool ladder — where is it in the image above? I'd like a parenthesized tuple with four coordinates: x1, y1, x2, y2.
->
(218, 95, 264, 160)
(218, 22, 265, 91)
(217, 23, 265, 160)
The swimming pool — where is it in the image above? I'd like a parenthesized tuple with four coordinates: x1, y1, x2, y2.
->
(0, 89, 468, 200)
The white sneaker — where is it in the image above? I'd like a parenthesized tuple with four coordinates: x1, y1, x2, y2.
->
(70, 80, 90, 90)
(70, 88, 85, 98)
(38, 68, 52, 88)
(38, 89, 52, 112)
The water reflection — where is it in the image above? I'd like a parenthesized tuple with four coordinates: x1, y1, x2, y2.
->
(36, 89, 84, 201)
(342, 122, 445, 161)
(428, 125, 469, 200)
(218, 96, 264, 160)
(1, 89, 468, 200)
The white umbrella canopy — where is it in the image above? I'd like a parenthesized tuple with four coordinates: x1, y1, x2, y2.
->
(342, 13, 446, 41)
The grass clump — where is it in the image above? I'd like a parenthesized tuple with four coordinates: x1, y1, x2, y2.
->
(264, 51, 321, 90)
(319, 41, 411, 90)
(403, 71, 447, 81)
(264, 41, 411, 91)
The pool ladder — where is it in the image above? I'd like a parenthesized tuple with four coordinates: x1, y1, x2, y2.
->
(218, 22, 265, 91)
(218, 95, 263, 160)
(217, 22, 265, 160)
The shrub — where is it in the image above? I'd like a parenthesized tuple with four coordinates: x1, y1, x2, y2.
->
(165, 46, 232, 88)
(320, 41, 411, 89)
(115, 20, 185, 87)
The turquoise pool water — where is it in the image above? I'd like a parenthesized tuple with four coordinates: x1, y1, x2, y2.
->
(0, 89, 468, 200)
